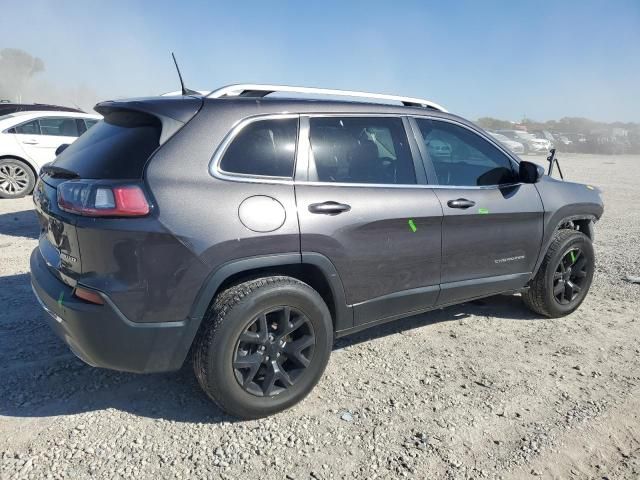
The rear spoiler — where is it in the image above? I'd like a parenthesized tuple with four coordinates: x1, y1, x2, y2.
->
(95, 96, 203, 144)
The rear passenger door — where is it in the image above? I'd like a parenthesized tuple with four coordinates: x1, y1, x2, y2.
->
(295, 115, 443, 329)
(411, 117, 544, 305)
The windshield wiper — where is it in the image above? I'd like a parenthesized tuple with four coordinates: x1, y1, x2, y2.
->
(41, 164, 80, 179)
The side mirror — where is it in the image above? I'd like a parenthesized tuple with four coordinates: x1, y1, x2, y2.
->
(519, 160, 544, 184)
(55, 144, 70, 156)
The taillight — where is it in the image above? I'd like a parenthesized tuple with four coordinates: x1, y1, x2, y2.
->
(57, 180, 150, 217)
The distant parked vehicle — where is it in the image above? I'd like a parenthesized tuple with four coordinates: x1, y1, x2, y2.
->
(497, 130, 548, 154)
(553, 133, 572, 146)
(532, 130, 556, 148)
(487, 132, 525, 154)
(0, 103, 84, 117)
(0, 111, 101, 198)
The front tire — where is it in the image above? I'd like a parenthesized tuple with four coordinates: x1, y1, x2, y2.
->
(0, 158, 35, 199)
(523, 229, 595, 317)
(193, 276, 333, 419)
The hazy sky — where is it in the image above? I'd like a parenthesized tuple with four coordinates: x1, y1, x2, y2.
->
(2, 0, 639, 121)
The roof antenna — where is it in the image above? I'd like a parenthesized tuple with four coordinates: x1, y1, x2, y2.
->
(171, 52, 199, 96)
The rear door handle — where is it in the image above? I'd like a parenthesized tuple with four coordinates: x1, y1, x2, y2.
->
(22, 139, 39, 145)
(447, 198, 476, 209)
(308, 201, 351, 215)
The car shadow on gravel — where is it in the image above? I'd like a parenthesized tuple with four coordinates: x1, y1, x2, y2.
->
(0, 209, 39, 239)
(1, 269, 538, 424)
(334, 294, 539, 349)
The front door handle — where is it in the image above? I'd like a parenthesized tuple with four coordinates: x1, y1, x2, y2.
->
(22, 139, 39, 145)
(308, 201, 351, 215)
(447, 198, 476, 209)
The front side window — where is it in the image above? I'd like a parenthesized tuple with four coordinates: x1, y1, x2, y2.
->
(415, 118, 517, 186)
(38, 117, 80, 137)
(309, 117, 416, 184)
(219, 118, 298, 177)
(12, 120, 40, 135)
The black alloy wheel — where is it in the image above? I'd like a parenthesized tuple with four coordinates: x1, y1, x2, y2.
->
(522, 229, 595, 318)
(553, 247, 589, 305)
(233, 306, 315, 397)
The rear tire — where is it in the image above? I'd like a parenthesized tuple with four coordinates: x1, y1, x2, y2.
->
(523, 229, 595, 317)
(193, 276, 333, 419)
(0, 158, 35, 199)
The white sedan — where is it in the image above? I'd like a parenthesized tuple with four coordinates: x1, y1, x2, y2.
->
(0, 110, 101, 198)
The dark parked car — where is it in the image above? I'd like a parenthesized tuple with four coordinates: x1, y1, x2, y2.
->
(0, 103, 83, 117)
(30, 85, 604, 418)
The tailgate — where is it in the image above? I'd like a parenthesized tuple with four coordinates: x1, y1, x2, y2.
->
(33, 178, 83, 285)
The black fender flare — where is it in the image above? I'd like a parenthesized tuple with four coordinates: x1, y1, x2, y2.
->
(189, 252, 350, 327)
(175, 252, 353, 365)
(531, 213, 597, 278)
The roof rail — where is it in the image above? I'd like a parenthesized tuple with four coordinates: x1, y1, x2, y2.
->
(206, 84, 448, 112)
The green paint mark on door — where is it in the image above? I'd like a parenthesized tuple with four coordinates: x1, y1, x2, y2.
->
(57, 291, 64, 307)
(408, 219, 417, 233)
(478, 208, 489, 215)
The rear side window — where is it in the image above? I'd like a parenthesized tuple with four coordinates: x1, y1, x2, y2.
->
(52, 111, 161, 179)
(39, 117, 80, 137)
(309, 116, 416, 184)
(220, 118, 298, 177)
(12, 120, 40, 135)
(415, 118, 517, 186)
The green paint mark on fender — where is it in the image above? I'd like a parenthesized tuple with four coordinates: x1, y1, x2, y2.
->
(57, 291, 64, 307)
(478, 208, 489, 215)
(408, 219, 417, 232)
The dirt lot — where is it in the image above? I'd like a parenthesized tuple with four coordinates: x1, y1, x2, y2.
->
(1, 154, 639, 480)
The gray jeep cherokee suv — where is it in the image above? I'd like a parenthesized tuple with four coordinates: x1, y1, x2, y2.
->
(30, 85, 604, 418)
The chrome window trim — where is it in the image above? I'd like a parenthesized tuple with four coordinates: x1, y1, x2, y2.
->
(293, 180, 521, 190)
(209, 112, 525, 191)
(209, 113, 299, 185)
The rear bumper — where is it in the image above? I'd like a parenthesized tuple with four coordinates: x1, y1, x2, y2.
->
(29, 248, 195, 373)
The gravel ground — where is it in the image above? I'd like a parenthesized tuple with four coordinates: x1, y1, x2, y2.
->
(1, 154, 639, 480)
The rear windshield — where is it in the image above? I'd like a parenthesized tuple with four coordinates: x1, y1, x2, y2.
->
(52, 111, 161, 179)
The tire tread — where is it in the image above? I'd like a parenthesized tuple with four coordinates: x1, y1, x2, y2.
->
(523, 229, 590, 317)
(192, 276, 321, 417)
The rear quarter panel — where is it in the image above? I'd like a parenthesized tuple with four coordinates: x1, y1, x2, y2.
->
(144, 101, 301, 322)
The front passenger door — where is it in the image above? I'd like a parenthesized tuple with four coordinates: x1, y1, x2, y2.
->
(412, 117, 544, 306)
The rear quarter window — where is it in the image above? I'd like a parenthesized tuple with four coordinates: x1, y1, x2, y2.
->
(52, 111, 161, 179)
(219, 118, 298, 178)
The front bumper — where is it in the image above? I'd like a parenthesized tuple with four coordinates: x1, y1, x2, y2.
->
(29, 248, 195, 373)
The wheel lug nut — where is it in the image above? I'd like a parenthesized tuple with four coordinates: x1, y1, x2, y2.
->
(265, 356, 270, 361)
